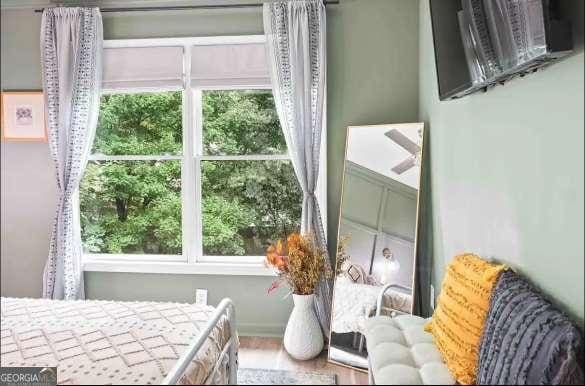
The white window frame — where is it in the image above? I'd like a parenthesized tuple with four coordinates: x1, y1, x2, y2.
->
(83, 35, 327, 276)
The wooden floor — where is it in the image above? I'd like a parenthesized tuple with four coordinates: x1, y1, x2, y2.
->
(238, 336, 369, 385)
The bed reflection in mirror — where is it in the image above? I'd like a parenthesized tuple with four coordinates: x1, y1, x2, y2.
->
(328, 123, 425, 370)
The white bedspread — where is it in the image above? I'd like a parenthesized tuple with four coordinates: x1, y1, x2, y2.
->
(331, 276, 412, 334)
(0, 297, 234, 385)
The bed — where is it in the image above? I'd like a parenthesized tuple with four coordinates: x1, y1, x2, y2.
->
(331, 275, 412, 335)
(0, 297, 237, 385)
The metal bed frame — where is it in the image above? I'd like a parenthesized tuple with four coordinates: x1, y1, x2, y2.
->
(375, 283, 412, 317)
(350, 283, 413, 354)
(161, 298, 238, 385)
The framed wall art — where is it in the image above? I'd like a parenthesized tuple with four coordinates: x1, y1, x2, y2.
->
(1, 91, 47, 142)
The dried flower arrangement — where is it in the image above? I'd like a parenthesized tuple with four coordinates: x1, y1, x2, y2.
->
(265, 233, 332, 295)
(335, 234, 352, 275)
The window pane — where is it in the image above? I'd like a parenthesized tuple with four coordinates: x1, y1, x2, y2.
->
(202, 90, 287, 155)
(80, 160, 182, 255)
(92, 92, 182, 156)
(201, 160, 301, 256)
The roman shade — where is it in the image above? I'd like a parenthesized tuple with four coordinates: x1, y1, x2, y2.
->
(190, 43, 270, 86)
(102, 46, 183, 90)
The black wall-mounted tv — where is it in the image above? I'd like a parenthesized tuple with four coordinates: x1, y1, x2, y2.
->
(430, 0, 573, 101)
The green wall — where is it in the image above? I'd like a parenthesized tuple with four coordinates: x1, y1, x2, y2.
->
(342, 161, 417, 241)
(327, 0, 419, 253)
(0, 0, 420, 335)
(419, 0, 584, 324)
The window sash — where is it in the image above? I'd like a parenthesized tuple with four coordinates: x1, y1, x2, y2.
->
(85, 253, 185, 262)
(192, 84, 294, 263)
(83, 155, 293, 263)
(82, 36, 326, 274)
(81, 158, 184, 258)
(196, 157, 297, 263)
(88, 155, 183, 161)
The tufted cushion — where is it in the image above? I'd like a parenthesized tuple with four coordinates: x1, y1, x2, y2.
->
(364, 315, 455, 385)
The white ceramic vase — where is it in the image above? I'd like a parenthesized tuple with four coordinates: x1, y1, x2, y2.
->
(283, 294, 324, 360)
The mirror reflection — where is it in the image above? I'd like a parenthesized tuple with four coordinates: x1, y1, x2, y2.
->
(329, 123, 425, 370)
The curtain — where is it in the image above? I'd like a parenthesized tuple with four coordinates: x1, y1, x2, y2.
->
(263, 0, 332, 337)
(40, 7, 103, 300)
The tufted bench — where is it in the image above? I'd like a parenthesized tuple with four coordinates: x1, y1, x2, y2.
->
(364, 314, 455, 385)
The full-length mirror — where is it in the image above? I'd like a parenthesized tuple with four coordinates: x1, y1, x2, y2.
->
(328, 123, 425, 370)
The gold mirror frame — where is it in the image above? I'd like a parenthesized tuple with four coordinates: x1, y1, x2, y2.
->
(327, 123, 426, 372)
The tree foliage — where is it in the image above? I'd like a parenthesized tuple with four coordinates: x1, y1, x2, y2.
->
(80, 91, 301, 256)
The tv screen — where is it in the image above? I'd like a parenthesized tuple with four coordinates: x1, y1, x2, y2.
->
(429, 0, 573, 101)
(430, 0, 473, 100)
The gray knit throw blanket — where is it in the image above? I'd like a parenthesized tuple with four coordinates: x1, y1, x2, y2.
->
(477, 270, 584, 385)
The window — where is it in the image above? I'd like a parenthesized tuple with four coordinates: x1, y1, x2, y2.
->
(81, 92, 183, 258)
(80, 36, 326, 275)
(199, 90, 302, 259)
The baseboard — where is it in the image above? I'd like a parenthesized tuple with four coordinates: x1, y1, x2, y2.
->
(238, 322, 285, 338)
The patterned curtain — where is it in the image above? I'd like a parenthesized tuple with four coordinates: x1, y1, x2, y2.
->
(40, 8, 103, 300)
(263, 0, 332, 337)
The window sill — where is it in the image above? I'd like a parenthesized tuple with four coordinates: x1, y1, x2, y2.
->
(83, 260, 276, 276)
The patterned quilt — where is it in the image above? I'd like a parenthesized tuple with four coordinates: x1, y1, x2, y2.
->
(0, 297, 234, 385)
(331, 276, 412, 334)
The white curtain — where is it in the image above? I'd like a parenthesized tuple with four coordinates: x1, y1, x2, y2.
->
(40, 7, 103, 300)
(263, 0, 332, 336)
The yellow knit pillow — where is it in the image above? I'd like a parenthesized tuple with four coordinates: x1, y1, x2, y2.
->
(425, 253, 506, 385)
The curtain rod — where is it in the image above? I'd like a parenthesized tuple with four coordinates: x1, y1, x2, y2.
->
(34, 1, 340, 13)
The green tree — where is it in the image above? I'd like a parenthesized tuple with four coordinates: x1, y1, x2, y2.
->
(80, 90, 301, 257)
(202, 90, 287, 155)
(93, 92, 182, 155)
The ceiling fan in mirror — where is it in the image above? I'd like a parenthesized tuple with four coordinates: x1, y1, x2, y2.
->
(384, 128, 423, 175)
